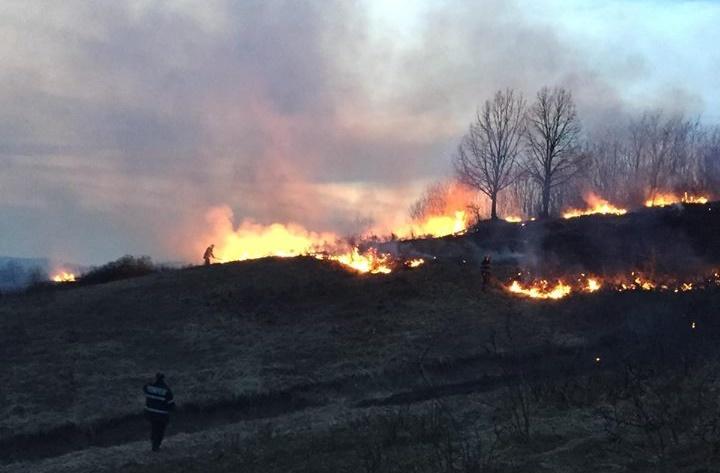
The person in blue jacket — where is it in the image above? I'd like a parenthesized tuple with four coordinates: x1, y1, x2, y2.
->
(143, 373, 175, 451)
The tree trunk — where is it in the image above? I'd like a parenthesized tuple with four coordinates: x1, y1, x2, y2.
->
(540, 182, 551, 219)
(490, 193, 498, 220)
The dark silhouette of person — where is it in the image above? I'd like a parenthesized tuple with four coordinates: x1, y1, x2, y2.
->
(203, 244, 216, 265)
(143, 373, 175, 451)
(481, 255, 492, 291)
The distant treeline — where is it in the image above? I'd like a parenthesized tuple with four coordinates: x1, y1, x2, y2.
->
(414, 87, 720, 221)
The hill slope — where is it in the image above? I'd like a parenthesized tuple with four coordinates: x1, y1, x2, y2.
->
(3, 206, 720, 472)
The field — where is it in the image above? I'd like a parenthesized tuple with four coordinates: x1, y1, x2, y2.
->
(3, 208, 720, 472)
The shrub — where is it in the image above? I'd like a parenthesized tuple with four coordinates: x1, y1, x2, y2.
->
(79, 255, 156, 285)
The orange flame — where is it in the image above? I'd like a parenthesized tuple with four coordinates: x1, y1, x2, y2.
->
(507, 280, 572, 299)
(507, 271, 717, 300)
(584, 278, 602, 293)
(200, 206, 426, 274)
(405, 258, 425, 268)
(505, 216, 523, 223)
(563, 193, 627, 219)
(645, 192, 709, 207)
(317, 247, 392, 274)
(52, 271, 76, 283)
(395, 210, 468, 238)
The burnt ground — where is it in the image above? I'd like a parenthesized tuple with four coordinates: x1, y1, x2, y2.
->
(2, 204, 720, 472)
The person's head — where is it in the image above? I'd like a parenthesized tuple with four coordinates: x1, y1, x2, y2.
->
(210, 244, 214, 249)
(155, 372, 165, 383)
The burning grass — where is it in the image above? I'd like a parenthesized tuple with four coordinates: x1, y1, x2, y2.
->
(200, 205, 447, 275)
(644, 191, 710, 207)
(51, 271, 76, 283)
(315, 248, 393, 274)
(505, 270, 720, 300)
(562, 193, 627, 219)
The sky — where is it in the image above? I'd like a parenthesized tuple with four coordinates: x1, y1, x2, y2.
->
(1, 0, 718, 265)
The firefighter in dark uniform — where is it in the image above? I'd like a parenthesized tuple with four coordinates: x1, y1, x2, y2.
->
(481, 255, 492, 291)
(143, 373, 175, 451)
(203, 244, 216, 265)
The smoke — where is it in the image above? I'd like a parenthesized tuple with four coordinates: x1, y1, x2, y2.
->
(0, 0, 718, 263)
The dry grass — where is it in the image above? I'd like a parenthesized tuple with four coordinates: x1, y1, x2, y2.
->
(2, 256, 720, 471)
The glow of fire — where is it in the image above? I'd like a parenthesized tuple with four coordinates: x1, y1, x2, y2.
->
(396, 210, 468, 238)
(202, 206, 430, 274)
(405, 258, 425, 268)
(585, 278, 601, 293)
(645, 192, 709, 207)
(508, 271, 718, 300)
(317, 247, 392, 274)
(52, 271, 76, 283)
(507, 280, 572, 300)
(562, 194, 627, 219)
(505, 216, 523, 223)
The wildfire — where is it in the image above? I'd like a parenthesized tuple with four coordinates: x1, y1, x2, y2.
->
(563, 193, 627, 219)
(396, 210, 468, 238)
(645, 192, 709, 207)
(201, 206, 430, 275)
(205, 209, 340, 262)
(507, 280, 572, 299)
(317, 248, 392, 274)
(507, 271, 719, 300)
(52, 271, 76, 283)
(584, 278, 602, 293)
(405, 258, 425, 268)
(505, 216, 523, 223)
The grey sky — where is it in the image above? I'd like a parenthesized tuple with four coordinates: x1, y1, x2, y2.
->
(1, 0, 717, 264)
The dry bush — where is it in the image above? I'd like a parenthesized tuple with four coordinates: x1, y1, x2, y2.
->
(79, 255, 156, 285)
(598, 363, 720, 464)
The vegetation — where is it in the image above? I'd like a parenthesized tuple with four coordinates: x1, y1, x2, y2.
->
(2, 245, 720, 471)
(429, 85, 720, 221)
(78, 255, 156, 286)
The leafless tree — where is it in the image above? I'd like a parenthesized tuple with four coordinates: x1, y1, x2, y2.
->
(627, 111, 703, 203)
(524, 87, 584, 218)
(454, 89, 526, 220)
(409, 180, 481, 223)
(586, 125, 633, 203)
(409, 181, 453, 221)
(700, 126, 720, 191)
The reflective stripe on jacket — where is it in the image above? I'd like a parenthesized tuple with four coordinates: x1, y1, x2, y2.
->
(144, 382, 175, 415)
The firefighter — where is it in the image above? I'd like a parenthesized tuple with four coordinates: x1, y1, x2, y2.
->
(203, 244, 216, 265)
(481, 255, 492, 291)
(143, 373, 175, 451)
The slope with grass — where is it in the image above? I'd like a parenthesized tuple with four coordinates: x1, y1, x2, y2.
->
(3, 205, 720, 472)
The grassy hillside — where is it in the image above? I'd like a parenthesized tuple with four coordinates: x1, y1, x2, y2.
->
(3, 209, 720, 471)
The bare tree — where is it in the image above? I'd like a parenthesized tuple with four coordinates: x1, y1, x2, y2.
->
(409, 180, 480, 221)
(409, 181, 452, 221)
(700, 126, 720, 191)
(524, 87, 584, 218)
(629, 112, 702, 202)
(454, 89, 526, 220)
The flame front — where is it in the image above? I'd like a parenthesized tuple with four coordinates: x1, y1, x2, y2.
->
(507, 271, 718, 300)
(507, 280, 572, 299)
(563, 194, 627, 219)
(201, 206, 426, 274)
(396, 210, 468, 238)
(405, 258, 425, 268)
(52, 271, 76, 283)
(584, 278, 601, 293)
(318, 248, 392, 274)
(645, 192, 709, 207)
(505, 216, 523, 223)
